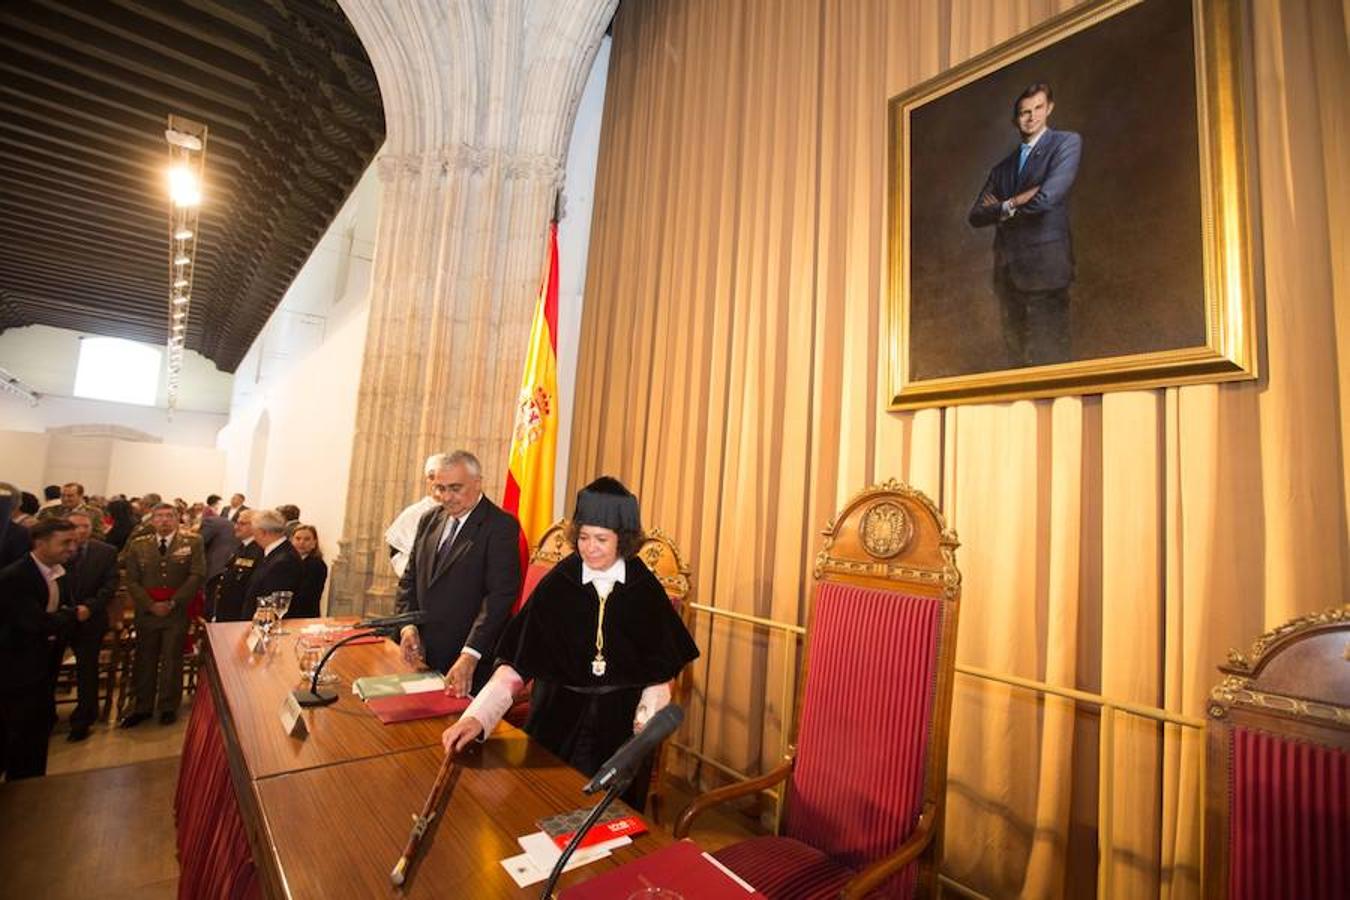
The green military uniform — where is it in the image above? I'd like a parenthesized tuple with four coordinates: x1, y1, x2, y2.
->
(37, 502, 106, 538)
(123, 529, 205, 716)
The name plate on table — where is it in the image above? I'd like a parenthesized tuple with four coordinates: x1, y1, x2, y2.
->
(279, 694, 308, 739)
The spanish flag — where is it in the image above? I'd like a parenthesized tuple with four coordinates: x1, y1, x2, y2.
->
(503, 220, 560, 606)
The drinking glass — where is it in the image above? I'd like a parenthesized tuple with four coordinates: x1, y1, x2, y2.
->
(254, 595, 278, 640)
(272, 590, 294, 635)
(294, 632, 338, 686)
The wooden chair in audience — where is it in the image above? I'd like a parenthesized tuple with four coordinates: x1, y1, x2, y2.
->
(1203, 605, 1349, 900)
(675, 480, 961, 899)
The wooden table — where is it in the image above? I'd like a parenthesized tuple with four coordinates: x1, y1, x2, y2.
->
(179, 621, 672, 899)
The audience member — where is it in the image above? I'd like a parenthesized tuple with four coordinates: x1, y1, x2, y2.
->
(276, 504, 301, 537)
(119, 503, 204, 728)
(206, 494, 222, 514)
(15, 492, 40, 528)
(37, 482, 106, 539)
(0, 517, 77, 779)
(289, 524, 327, 619)
(38, 484, 61, 511)
(224, 493, 248, 523)
(2, 485, 33, 567)
(55, 510, 118, 742)
(102, 499, 137, 551)
(199, 505, 240, 602)
(212, 510, 262, 622)
(395, 449, 522, 695)
(240, 509, 302, 621)
(385, 453, 445, 578)
(125, 493, 163, 543)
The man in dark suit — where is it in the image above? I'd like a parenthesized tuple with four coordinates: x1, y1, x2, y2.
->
(55, 510, 118, 742)
(1, 482, 31, 568)
(0, 517, 77, 779)
(969, 81, 1082, 368)
(224, 493, 248, 523)
(239, 509, 303, 621)
(395, 450, 522, 696)
(199, 505, 239, 597)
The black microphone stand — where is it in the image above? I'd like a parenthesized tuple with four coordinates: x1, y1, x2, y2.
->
(539, 773, 632, 900)
(292, 626, 394, 707)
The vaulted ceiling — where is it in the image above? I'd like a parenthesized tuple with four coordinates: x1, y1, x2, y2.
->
(0, 0, 385, 372)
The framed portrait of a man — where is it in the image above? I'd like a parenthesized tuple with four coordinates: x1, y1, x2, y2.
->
(887, 0, 1259, 409)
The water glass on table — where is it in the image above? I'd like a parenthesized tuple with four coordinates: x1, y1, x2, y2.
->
(271, 590, 294, 634)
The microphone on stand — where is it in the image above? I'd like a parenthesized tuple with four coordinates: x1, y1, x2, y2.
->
(541, 705, 685, 899)
(292, 611, 428, 707)
(582, 704, 684, 794)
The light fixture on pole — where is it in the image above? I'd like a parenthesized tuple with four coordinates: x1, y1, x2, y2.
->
(164, 114, 207, 413)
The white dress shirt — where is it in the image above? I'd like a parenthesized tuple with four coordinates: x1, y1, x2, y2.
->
(31, 553, 65, 613)
(385, 495, 438, 578)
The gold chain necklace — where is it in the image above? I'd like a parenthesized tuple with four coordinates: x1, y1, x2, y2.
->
(592, 589, 610, 676)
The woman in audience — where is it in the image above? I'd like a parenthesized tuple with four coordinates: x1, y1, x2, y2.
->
(103, 499, 137, 550)
(289, 524, 327, 618)
(441, 477, 699, 808)
(13, 492, 39, 528)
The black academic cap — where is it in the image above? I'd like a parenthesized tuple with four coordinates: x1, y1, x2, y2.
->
(573, 476, 642, 533)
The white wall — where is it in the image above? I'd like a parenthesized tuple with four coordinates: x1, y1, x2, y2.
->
(217, 162, 380, 579)
(555, 34, 610, 514)
(107, 441, 226, 502)
(0, 324, 230, 498)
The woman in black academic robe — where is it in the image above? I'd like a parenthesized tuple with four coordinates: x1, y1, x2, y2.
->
(442, 477, 699, 809)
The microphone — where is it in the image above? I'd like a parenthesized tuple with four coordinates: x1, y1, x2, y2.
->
(356, 610, 427, 631)
(291, 611, 429, 707)
(582, 704, 683, 794)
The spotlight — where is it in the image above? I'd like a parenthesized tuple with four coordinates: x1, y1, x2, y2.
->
(168, 165, 201, 207)
(174, 228, 193, 240)
(174, 254, 190, 266)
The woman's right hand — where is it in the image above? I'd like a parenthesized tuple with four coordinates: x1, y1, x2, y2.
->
(442, 715, 484, 754)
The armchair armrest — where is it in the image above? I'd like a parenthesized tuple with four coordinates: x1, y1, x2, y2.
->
(673, 756, 795, 839)
(841, 801, 938, 899)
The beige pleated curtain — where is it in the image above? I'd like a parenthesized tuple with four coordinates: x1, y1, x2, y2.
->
(567, 0, 1349, 896)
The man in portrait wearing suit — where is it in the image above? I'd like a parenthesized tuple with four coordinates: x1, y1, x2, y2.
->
(968, 82, 1082, 367)
(120, 503, 204, 728)
(224, 493, 248, 523)
(55, 510, 118, 742)
(0, 516, 77, 779)
(239, 509, 302, 621)
(395, 449, 522, 696)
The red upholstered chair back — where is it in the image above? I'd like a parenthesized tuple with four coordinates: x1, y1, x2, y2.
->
(523, 519, 574, 602)
(1204, 606, 1350, 900)
(784, 481, 960, 887)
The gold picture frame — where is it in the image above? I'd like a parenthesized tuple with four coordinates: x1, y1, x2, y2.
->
(887, 0, 1257, 410)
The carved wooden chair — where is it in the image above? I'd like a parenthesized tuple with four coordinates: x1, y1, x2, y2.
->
(674, 480, 961, 899)
(633, 527, 694, 824)
(1203, 606, 1349, 900)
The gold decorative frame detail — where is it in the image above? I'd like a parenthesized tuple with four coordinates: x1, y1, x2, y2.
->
(886, 0, 1258, 409)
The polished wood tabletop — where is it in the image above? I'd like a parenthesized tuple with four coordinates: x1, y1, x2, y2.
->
(203, 621, 673, 899)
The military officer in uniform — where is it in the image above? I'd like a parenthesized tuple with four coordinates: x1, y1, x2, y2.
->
(119, 503, 204, 727)
(37, 482, 106, 539)
(211, 509, 263, 622)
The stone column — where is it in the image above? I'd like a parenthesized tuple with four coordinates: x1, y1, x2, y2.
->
(329, 0, 616, 615)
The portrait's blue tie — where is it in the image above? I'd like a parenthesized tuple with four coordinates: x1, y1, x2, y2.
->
(1018, 143, 1032, 175)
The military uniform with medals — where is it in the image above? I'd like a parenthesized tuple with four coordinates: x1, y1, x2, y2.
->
(123, 529, 204, 720)
(211, 541, 264, 622)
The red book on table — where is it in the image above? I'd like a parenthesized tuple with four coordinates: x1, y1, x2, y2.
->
(559, 839, 766, 899)
(364, 692, 470, 724)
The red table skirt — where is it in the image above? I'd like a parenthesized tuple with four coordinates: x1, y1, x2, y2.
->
(174, 669, 261, 900)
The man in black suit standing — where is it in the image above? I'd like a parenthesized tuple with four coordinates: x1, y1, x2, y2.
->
(395, 450, 522, 696)
(199, 504, 239, 600)
(969, 82, 1082, 367)
(56, 510, 118, 742)
(224, 493, 248, 523)
(0, 517, 77, 779)
(240, 509, 303, 621)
